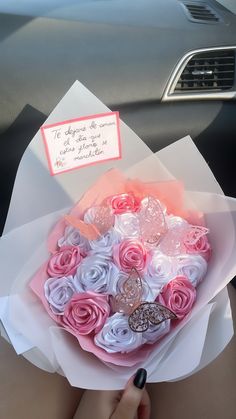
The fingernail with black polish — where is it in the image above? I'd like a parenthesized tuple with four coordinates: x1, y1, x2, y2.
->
(133, 368, 147, 389)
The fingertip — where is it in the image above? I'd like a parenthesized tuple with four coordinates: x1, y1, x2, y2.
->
(111, 371, 149, 419)
(133, 368, 147, 390)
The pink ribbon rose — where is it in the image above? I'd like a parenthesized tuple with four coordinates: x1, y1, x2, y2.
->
(158, 276, 196, 320)
(113, 239, 147, 272)
(108, 193, 140, 215)
(62, 292, 110, 335)
(47, 246, 82, 277)
(184, 234, 211, 261)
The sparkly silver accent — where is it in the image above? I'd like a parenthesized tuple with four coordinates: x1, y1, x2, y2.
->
(128, 302, 177, 332)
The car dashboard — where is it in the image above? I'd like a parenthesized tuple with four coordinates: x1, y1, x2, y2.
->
(0, 0, 235, 234)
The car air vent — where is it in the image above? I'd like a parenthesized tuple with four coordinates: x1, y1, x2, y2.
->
(182, 2, 221, 23)
(174, 50, 235, 93)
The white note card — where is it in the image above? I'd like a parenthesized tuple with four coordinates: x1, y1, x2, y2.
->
(41, 111, 122, 175)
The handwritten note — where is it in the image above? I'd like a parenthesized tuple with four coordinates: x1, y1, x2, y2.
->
(41, 112, 122, 175)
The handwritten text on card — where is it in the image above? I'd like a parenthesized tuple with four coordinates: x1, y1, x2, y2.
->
(41, 112, 121, 175)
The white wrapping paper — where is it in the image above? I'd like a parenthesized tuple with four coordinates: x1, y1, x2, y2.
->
(0, 81, 235, 389)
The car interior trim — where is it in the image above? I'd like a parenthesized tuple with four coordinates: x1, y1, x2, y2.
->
(162, 45, 236, 101)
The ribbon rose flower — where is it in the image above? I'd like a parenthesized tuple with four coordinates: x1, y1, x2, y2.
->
(89, 228, 121, 256)
(113, 239, 147, 272)
(158, 276, 196, 320)
(58, 226, 90, 255)
(114, 212, 140, 239)
(184, 233, 211, 261)
(176, 254, 207, 288)
(47, 245, 83, 277)
(62, 292, 110, 335)
(108, 193, 140, 215)
(146, 250, 176, 297)
(44, 275, 76, 314)
(74, 254, 119, 294)
(94, 312, 143, 353)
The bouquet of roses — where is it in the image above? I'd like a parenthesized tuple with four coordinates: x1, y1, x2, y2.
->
(30, 169, 211, 366)
(1, 82, 235, 389)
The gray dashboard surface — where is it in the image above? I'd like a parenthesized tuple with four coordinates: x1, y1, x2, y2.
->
(0, 0, 236, 229)
(0, 0, 234, 27)
(0, 0, 236, 132)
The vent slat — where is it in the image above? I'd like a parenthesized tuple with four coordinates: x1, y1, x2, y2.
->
(189, 57, 234, 61)
(193, 17, 219, 21)
(183, 2, 220, 23)
(188, 10, 214, 14)
(186, 4, 210, 9)
(182, 70, 234, 74)
(187, 5, 208, 8)
(174, 49, 235, 94)
(175, 86, 233, 91)
(188, 9, 213, 13)
(188, 9, 212, 13)
(188, 10, 215, 15)
(179, 77, 234, 83)
(184, 63, 234, 68)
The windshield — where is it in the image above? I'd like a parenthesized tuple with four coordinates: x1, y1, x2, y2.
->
(216, 0, 236, 14)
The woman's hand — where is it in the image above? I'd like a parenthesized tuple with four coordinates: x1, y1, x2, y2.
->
(73, 368, 150, 419)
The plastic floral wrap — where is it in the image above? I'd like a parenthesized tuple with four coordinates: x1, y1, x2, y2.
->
(29, 169, 211, 366)
(2, 139, 236, 389)
(0, 83, 235, 390)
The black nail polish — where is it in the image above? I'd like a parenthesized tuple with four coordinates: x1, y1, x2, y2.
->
(133, 368, 147, 389)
